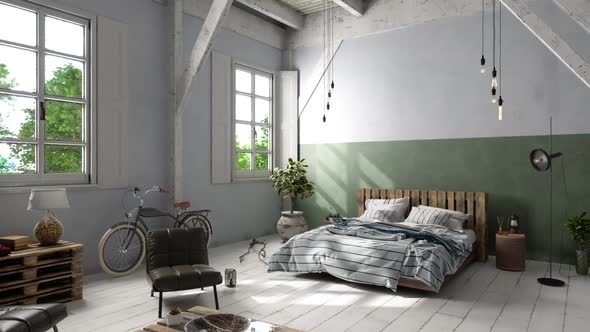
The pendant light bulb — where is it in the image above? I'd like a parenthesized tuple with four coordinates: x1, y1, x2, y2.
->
(480, 56, 486, 74)
(331, 81, 335, 89)
(328, 90, 332, 98)
(322, 115, 326, 122)
(492, 96, 497, 104)
(481, 67, 486, 74)
(327, 102, 330, 110)
(498, 96, 503, 120)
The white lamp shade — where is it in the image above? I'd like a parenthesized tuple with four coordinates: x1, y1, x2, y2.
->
(28, 188, 70, 210)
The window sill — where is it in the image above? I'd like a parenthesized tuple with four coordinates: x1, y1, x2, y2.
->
(231, 177, 271, 184)
(0, 184, 126, 194)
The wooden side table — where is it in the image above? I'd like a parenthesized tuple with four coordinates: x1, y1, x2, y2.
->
(0, 241, 83, 306)
(496, 233, 526, 271)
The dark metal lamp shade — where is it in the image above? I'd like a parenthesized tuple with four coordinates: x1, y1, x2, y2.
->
(530, 149, 562, 172)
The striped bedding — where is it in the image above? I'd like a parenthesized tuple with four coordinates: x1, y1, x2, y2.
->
(268, 220, 472, 292)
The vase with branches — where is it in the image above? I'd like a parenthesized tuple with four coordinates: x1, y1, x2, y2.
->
(270, 158, 315, 241)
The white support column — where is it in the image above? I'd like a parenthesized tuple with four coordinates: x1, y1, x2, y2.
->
(500, 0, 590, 89)
(169, 0, 183, 202)
(332, 0, 363, 16)
(554, 0, 590, 34)
(175, 0, 233, 113)
(235, 0, 304, 29)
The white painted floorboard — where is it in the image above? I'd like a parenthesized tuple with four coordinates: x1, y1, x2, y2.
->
(59, 236, 587, 332)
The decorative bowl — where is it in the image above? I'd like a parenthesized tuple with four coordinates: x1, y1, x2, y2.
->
(184, 313, 250, 332)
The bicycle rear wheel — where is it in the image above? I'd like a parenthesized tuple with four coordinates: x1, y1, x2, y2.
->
(98, 222, 146, 277)
(179, 214, 212, 247)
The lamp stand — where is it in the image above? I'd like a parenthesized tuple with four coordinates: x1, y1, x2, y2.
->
(34, 209, 64, 246)
(537, 117, 565, 287)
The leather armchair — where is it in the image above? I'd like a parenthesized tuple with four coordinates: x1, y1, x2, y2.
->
(146, 228, 222, 318)
(0, 304, 67, 332)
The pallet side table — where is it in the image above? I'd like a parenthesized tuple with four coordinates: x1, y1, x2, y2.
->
(0, 241, 83, 306)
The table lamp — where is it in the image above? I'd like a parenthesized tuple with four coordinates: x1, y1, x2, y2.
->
(28, 188, 70, 245)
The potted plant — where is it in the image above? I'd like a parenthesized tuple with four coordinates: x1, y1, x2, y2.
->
(565, 212, 590, 275)
(270, 158, 315, 241)
(166, 306, 183, 326)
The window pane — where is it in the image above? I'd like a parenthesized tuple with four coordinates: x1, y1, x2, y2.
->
(255, 75, 270, 97)
(255, 98, 270, 124)
(0, 3, 36, 46)
(255, 153, 269, 171)
(235, 69, 251, 93)
(45, 145, 82, 173)
(235, 94, 251, 121)
(235, 152, 251, 171)
(235, 124, 251, 150)
(0, 142, 35, 174)
(45, 16, 84, 56)
(45, 56, 84, 98)
(0, 94, 36, 139)
(254, 126, 269, 151)
(45, 101, 82, 141)
(0, 45, 37, 92)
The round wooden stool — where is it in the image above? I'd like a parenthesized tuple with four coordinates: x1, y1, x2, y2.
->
(496, 232, 526, 271)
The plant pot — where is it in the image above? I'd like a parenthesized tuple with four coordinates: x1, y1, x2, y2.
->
(166, 313, 183, 326)
(277, 211, 308, 242)
(576, 249, 588, 275)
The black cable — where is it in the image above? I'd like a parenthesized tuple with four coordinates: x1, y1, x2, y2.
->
(498, 2, 502, 96)
(492, 0, 496, 69)
(481, 0, 485, 56)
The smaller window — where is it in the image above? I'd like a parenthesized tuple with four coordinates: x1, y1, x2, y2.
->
(232, 64, 273, 179)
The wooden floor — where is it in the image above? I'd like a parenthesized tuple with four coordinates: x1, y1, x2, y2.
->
(61, 235, 589, 332)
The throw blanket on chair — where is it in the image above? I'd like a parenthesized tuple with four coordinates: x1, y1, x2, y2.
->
(268, 219, 472, 292)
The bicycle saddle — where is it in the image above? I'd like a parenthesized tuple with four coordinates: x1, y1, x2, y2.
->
(174, 201, 191, 209)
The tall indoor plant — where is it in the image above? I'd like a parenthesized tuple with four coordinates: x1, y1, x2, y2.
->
(565, 212, 590, 275)
(270, 158, 315, 241)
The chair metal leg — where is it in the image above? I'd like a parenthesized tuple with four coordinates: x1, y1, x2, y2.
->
(158, 292, 163, 318)
(53, 327, 58, 332)
(151, 289, 154, 297)
(213, 285, 219, 310)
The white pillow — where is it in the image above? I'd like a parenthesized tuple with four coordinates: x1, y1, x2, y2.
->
(406, 205, 469, 230)
(365, 197, 410, 210)
(361, 205, 406, 223)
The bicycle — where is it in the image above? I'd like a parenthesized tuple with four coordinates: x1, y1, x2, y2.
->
(98, 186, 213, 277)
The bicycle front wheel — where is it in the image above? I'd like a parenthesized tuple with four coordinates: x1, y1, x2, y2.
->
(98, 222, 146, 277)
(179, 214, 212, 247)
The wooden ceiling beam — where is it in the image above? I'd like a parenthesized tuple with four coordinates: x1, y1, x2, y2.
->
(235, 0, 304, 29)
(332, 0, 363, 17)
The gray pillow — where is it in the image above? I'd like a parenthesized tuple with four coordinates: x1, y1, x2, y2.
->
(361, 197, 409, 223)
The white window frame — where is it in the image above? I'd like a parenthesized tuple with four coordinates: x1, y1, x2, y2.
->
(231, 62, 275, 180)
(0, 0, 96, 187)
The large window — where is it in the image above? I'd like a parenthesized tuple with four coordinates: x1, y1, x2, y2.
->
(0, 0, 91, 186)
(233, 64, 273, 179)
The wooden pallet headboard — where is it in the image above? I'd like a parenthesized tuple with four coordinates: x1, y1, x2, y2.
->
(357, 188, 488, 262)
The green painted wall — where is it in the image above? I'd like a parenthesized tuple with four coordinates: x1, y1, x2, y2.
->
(297, 134, 590, 263)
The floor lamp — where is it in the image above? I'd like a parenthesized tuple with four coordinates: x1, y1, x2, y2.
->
(529, 117, 565, 287)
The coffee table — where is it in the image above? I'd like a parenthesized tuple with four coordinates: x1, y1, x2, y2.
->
(139, 306, 303, 332)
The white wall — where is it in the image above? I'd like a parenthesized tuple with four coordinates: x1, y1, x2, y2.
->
(295, 9, 590, 145)
(180, 14, 282, 246)
(0, 0, 169, 273)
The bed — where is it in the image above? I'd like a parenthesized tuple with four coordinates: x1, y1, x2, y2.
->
(268, 188, 488, 292)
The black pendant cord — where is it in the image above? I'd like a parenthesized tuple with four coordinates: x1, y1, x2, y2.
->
(498, 0, 504, 118)
(331, 2, 335, 90)
(480, 0, 486, 71)
(322, 0, 326, 123)
(491, 0, 497, 101)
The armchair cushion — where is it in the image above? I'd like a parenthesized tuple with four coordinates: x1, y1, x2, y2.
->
(149, 264, 222, 292)
(147, 228, 209, 271)
(0, 303, 67, 332)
